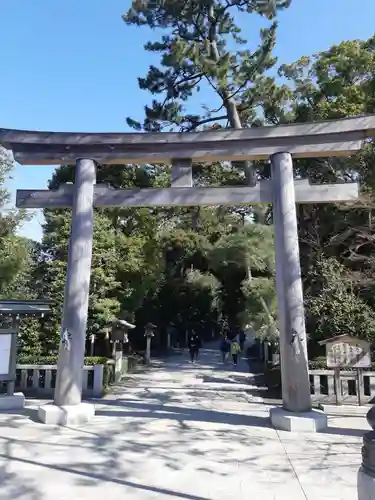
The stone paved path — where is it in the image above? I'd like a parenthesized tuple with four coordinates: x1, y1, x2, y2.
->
(0, 347, 368, 499)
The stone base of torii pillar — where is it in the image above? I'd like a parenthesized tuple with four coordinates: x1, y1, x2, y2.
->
(38, 402, 95, 426)
(269, 408, 327, 433)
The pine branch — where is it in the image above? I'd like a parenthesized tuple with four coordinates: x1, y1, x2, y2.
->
(186, 114, 228, 131)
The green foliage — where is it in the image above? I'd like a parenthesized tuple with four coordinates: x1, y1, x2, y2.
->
(210, 224, 274, 277)
(309, 356, 375, 371)
(306, 258, 375, 344)
(209, 224, 276, 330)
(0, 236, 28, 292)
(17, 355, 109, 365)
(160, 229, 211, 277)
(242, 277, 278, 340)
(308, 357, 328, 370)
(0, 149, 43, 356)
(34, 164, 169, 353)
(279, 37, 375, 122)
(268, 35, 375, 352)
(0, 148, 31, 297)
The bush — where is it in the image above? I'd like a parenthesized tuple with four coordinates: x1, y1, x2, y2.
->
(17, 355, 109, 366)
(308, 356, 327, 370)
(309, 356, 375, 371)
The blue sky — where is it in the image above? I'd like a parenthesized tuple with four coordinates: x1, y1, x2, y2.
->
(1, 0, 375, 241)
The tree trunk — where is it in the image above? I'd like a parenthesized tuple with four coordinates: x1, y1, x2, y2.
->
(208, 5, 255, 187)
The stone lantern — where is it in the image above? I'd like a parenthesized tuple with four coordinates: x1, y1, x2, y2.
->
(109, 319, 135, 383)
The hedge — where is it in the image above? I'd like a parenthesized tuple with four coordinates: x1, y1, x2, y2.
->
(308, 356, 329, 370)
(17, 355, 109, 365)
(265, 357, 375, 372)
(308, 356, 375, 371)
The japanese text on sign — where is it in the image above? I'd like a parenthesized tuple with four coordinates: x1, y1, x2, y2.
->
(326, 340, 371, 368)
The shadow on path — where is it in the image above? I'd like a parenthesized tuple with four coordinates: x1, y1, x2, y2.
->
(0, 440, 42, 500)
(323, 426, 365, 437)
(96, 399, 271, 428)
(0, 453, 212, 500)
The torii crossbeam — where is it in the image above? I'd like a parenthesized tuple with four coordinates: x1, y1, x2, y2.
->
(16, 179, 358, 209)
(2, 114, 374, 430)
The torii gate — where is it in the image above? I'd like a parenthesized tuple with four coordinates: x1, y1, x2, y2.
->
(1, 115, 374, 430)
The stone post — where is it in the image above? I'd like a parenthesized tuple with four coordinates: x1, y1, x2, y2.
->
(269, 152, 327, 432)
(114, 344, 123, 383)
(38, 158, 96, 425)
(145, 336, 151, 365)
(144, 324, 155, 365)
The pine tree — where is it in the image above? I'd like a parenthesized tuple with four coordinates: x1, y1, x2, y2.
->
(123, 0, 291, 183)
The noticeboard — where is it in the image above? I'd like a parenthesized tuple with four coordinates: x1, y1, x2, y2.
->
(324, 336, 371, 369)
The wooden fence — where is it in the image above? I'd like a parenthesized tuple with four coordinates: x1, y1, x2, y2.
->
(310, 369, 375, 404)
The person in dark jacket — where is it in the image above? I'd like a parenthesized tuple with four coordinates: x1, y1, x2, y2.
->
(220, 336, 230, 363)
(239, 330, 246, 352)
(188, 333, 201, 362)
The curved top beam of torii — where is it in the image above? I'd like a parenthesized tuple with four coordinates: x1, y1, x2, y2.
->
(1, 115, 375, 165)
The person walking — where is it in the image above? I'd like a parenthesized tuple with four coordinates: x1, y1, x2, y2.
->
(239, 330, 246, 352)
(220, 336, 230, 364)
(188, 333, 201, 363)
(231, 339, 241, 367)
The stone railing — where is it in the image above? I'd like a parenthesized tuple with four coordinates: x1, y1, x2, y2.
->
(14, 364, 106, 398)
(310, 369, 375, 404)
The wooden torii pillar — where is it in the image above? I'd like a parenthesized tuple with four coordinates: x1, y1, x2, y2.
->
(1, 115, 374, 429)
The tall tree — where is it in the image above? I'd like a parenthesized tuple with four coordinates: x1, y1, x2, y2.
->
(209, 223, 275, 331)
(0, 147, 30, 297)
(123, 0, 291, 184)
(270, 36, 375, 348)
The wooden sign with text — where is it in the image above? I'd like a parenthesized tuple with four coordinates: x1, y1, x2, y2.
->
(319, 335, 371, 369)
